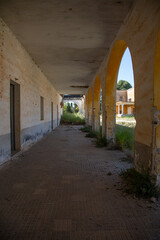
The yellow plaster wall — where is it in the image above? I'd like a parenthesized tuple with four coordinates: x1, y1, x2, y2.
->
(93, 75, 101, 131)
(88, 87, 92, 126)
(88, 0, 160, 177)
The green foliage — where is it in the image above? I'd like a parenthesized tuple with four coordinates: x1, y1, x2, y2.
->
(116, 124, 134, 151)
(63, 104, 67, 112)
(120, 168, 159, 198)
(81, 126, 108, 148)
(85, 131, 97, 138)
(96, 136, 108, 148)
(74, 104, 79, 113)
(117, 80, 132, 90)
(81, 124, 134, 150)
(83, 126, 99, 138)
(61, 112, 85, 125)
(120, 116, 135, 119)
(80, 126, 92, 132)
(63, 102, 79, 114)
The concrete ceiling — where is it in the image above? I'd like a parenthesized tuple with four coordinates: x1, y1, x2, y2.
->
(0, 0, 133, 94)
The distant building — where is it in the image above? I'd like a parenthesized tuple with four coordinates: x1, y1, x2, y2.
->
(116, 87, 135, 115)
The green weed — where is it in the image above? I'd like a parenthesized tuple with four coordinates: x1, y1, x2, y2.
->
(96, 136, 108, 148)
(116, 124, 134, 151)
(80, 126, 92, 132)
(85, 131, 97, 138)
(120, 168, 159, 199)
(61, 112, 85, 125)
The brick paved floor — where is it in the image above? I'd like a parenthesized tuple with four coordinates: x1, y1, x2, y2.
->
(0, 125, 160, 240)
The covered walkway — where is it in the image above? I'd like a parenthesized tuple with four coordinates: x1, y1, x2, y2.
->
(0, 126, 160, 239)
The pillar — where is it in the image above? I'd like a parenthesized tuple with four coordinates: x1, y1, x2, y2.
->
(122, 104, 124, 115)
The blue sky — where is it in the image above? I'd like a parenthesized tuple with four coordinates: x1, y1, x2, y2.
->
(117, 47, 134, 87)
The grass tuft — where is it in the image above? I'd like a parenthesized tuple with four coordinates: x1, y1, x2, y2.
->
(81, 124, 134, 151)
(80, 126, 92, 132)
(96, 136, 108, 148)
(61, 112, 85, 125)
(116, 124, 134, 151)
(120, 168, 159, 199)
(85, 131, 97, 138)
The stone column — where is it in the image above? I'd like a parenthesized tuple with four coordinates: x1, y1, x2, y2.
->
(122, 104, 124, 115)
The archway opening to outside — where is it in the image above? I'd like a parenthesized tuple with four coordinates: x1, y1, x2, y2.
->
(105, 40, 135, 155)
(116, 47, 135, 153)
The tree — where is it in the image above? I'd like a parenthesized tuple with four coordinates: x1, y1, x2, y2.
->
(63, 102, 79, 113)
(117, 80, 132, 90)
(74, 103, 79, 113)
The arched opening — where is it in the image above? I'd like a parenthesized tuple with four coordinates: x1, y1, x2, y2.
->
(93, 75, 101, 131)
(153, 29, 160, 181)
(88, 88, 92, 126)
(116, 47, 135, 152)
(105, 40, 135, 153)
(105, 40, 127, 141)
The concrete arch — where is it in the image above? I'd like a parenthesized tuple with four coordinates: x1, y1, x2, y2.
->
(93, 75, 101, 131)
(105, 40, 128, 141)
(71, 100, 83, 114)
(88, 87, 92, 126)
(153, 29, 160, 183)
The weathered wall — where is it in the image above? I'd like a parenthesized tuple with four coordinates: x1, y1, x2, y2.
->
(93, 76, 101, 131)
(0, 19, 61, 164)
(116, 90, 127, 102)
(85, 0, 160, 182)
(127, 87, 134, 102)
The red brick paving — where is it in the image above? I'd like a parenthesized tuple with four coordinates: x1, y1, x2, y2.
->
(0, 125, 160, 239)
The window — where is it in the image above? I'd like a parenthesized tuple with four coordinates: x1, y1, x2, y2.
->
(40, 96, 44, 120)
(119, 96, 123, 101)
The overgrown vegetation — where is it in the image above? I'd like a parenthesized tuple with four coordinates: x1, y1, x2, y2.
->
(81, 124, 134, 151)
(85, 131, 97, 138)
(63, 102, 79, 113)
(96, 136, 108, 148)
(115, 124, 134, 151)
(120, 168, 159, 199)
(80, 126, 108, 147)
(80, 126, 92, 132)
(117, 116, 135, 119)
(61, 112, 85, 125)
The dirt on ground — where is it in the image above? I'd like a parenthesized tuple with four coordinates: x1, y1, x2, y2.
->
(0, 125, 159, 239)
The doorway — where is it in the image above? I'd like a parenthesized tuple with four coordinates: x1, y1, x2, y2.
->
(10, 81, 21, 154)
